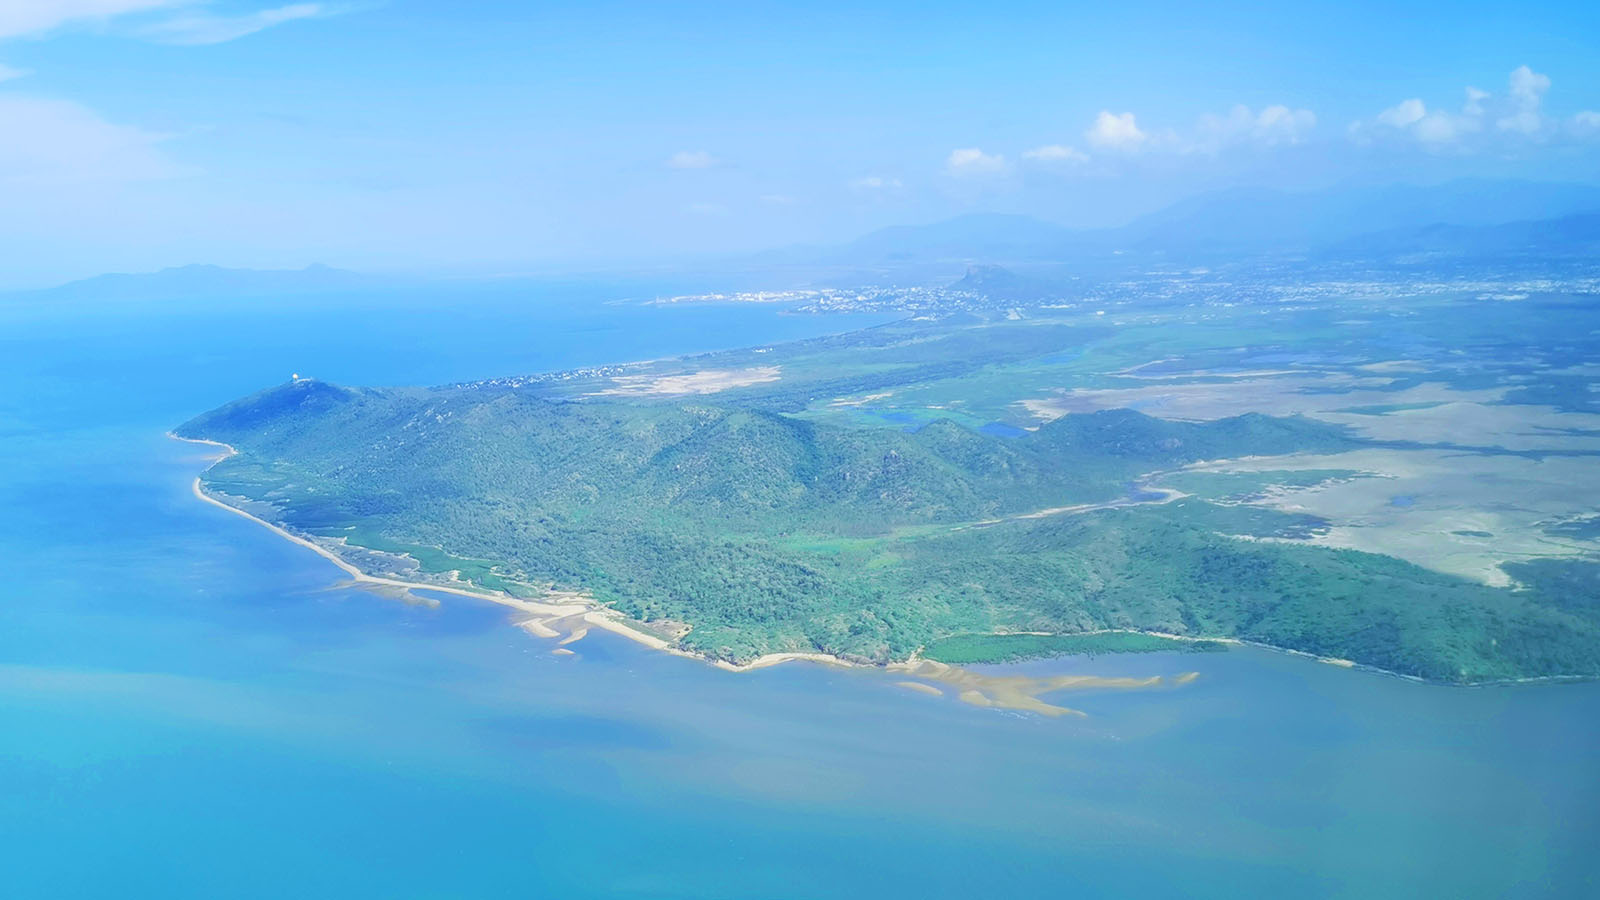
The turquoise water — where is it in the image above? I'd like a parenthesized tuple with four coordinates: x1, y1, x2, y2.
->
(2, 287, 1597, 899)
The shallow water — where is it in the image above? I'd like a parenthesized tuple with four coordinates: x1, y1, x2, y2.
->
(2, 286, 1597, 899)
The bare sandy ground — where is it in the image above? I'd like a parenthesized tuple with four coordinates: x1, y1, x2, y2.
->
(589, 366, 781, 397)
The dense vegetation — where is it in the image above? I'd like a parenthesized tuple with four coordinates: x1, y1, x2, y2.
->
(178, 376, 1600, 683)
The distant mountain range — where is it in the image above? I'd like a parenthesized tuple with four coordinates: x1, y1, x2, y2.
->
(11, 263, 373, 303)
(822, 178, 1600, 268)
(11, 179, 1600, 304)
(1317, 213, 1600, 262)
(939, 209, 1600, 301)
(1114, 179, 1600, 257)
(829, 213, 1076, 263)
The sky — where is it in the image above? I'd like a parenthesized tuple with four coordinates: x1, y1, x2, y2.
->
(1, 0, 1598, 287)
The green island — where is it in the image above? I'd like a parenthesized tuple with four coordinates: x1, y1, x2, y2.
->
(178, 296, 1600, 684)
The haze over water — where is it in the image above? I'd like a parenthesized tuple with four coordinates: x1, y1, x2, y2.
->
(2, 289, 1597, 899)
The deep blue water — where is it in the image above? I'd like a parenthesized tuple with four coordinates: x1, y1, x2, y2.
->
(2, 286, 1598, 899)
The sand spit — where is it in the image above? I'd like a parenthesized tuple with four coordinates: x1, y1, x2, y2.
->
(516, 617, 561, 639)
(713, 652, 854, 673)
(894, 681, 944, 697)
(887, 659, 1175, 717)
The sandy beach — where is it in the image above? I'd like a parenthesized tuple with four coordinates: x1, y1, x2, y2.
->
(174, 435, 693, 662)
(170, 434, 1276, 711)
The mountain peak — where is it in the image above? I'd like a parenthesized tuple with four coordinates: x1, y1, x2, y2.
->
(950, 263, 1061, 301)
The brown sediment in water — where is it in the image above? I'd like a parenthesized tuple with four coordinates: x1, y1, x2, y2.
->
(894, 681, 943, 697)
(329, 579, 440, 608)
(889, 659, 1168, 717)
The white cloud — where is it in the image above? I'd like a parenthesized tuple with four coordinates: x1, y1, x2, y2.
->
(1253, 105, 1316, 143)
(1086, 111, 1145, 150)
(1378, 98, 1426, 128)
(1360, 66, 1565, 150)
(0, 94, 176, 184)
(1370, 97, 1479, 146)
(1193, 104, 1316, 152)
(0, 0, 180, 40)
(1410, 113, 1455, 143)
(666, 150, 719, 169)
(138, 3, 333, 46)
(1414, 111, 1480, 144)
(1057, 104, 1315, 159)
(1496, 109, 1542, 136)
(0, 62, 29, 82)
(1497, 65, 1550, 135)
(1464, 87, 1489, 116)
(1507, 64, 1551, 107)
(0, 1, 331, 45)
(848, 175, 901, 190)
(1574, 111, 1600, 134)
(944, 147, 1007, 176)
(1022, 144, 1089, 164)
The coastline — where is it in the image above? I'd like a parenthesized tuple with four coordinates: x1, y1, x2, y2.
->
(170, 434, 1588, 691)
(173, 434, 710, 663)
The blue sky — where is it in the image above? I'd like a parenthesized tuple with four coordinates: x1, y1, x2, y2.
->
(1, 0, 1598, 286)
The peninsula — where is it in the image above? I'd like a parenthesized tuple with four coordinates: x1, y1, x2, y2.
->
(175, 305, 1600, 685)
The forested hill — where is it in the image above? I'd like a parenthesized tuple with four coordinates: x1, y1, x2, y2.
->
(179, 379, 1351, 531)
(178, 378, 1600, 682)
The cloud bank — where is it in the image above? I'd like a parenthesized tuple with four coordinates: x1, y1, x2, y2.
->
(1353, 66, 1595, 150)
(944, 147, 1008, 177)
(666, 150, 721, 170)
(0, 0, 334, 43)
(138, 3, 334, 46)
(0, 95, 175, 184)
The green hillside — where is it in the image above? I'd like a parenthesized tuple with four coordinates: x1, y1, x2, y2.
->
(177, 377, 1600, 682)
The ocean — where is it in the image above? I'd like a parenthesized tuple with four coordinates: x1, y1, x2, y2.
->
(1, 284, 1596, 899)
